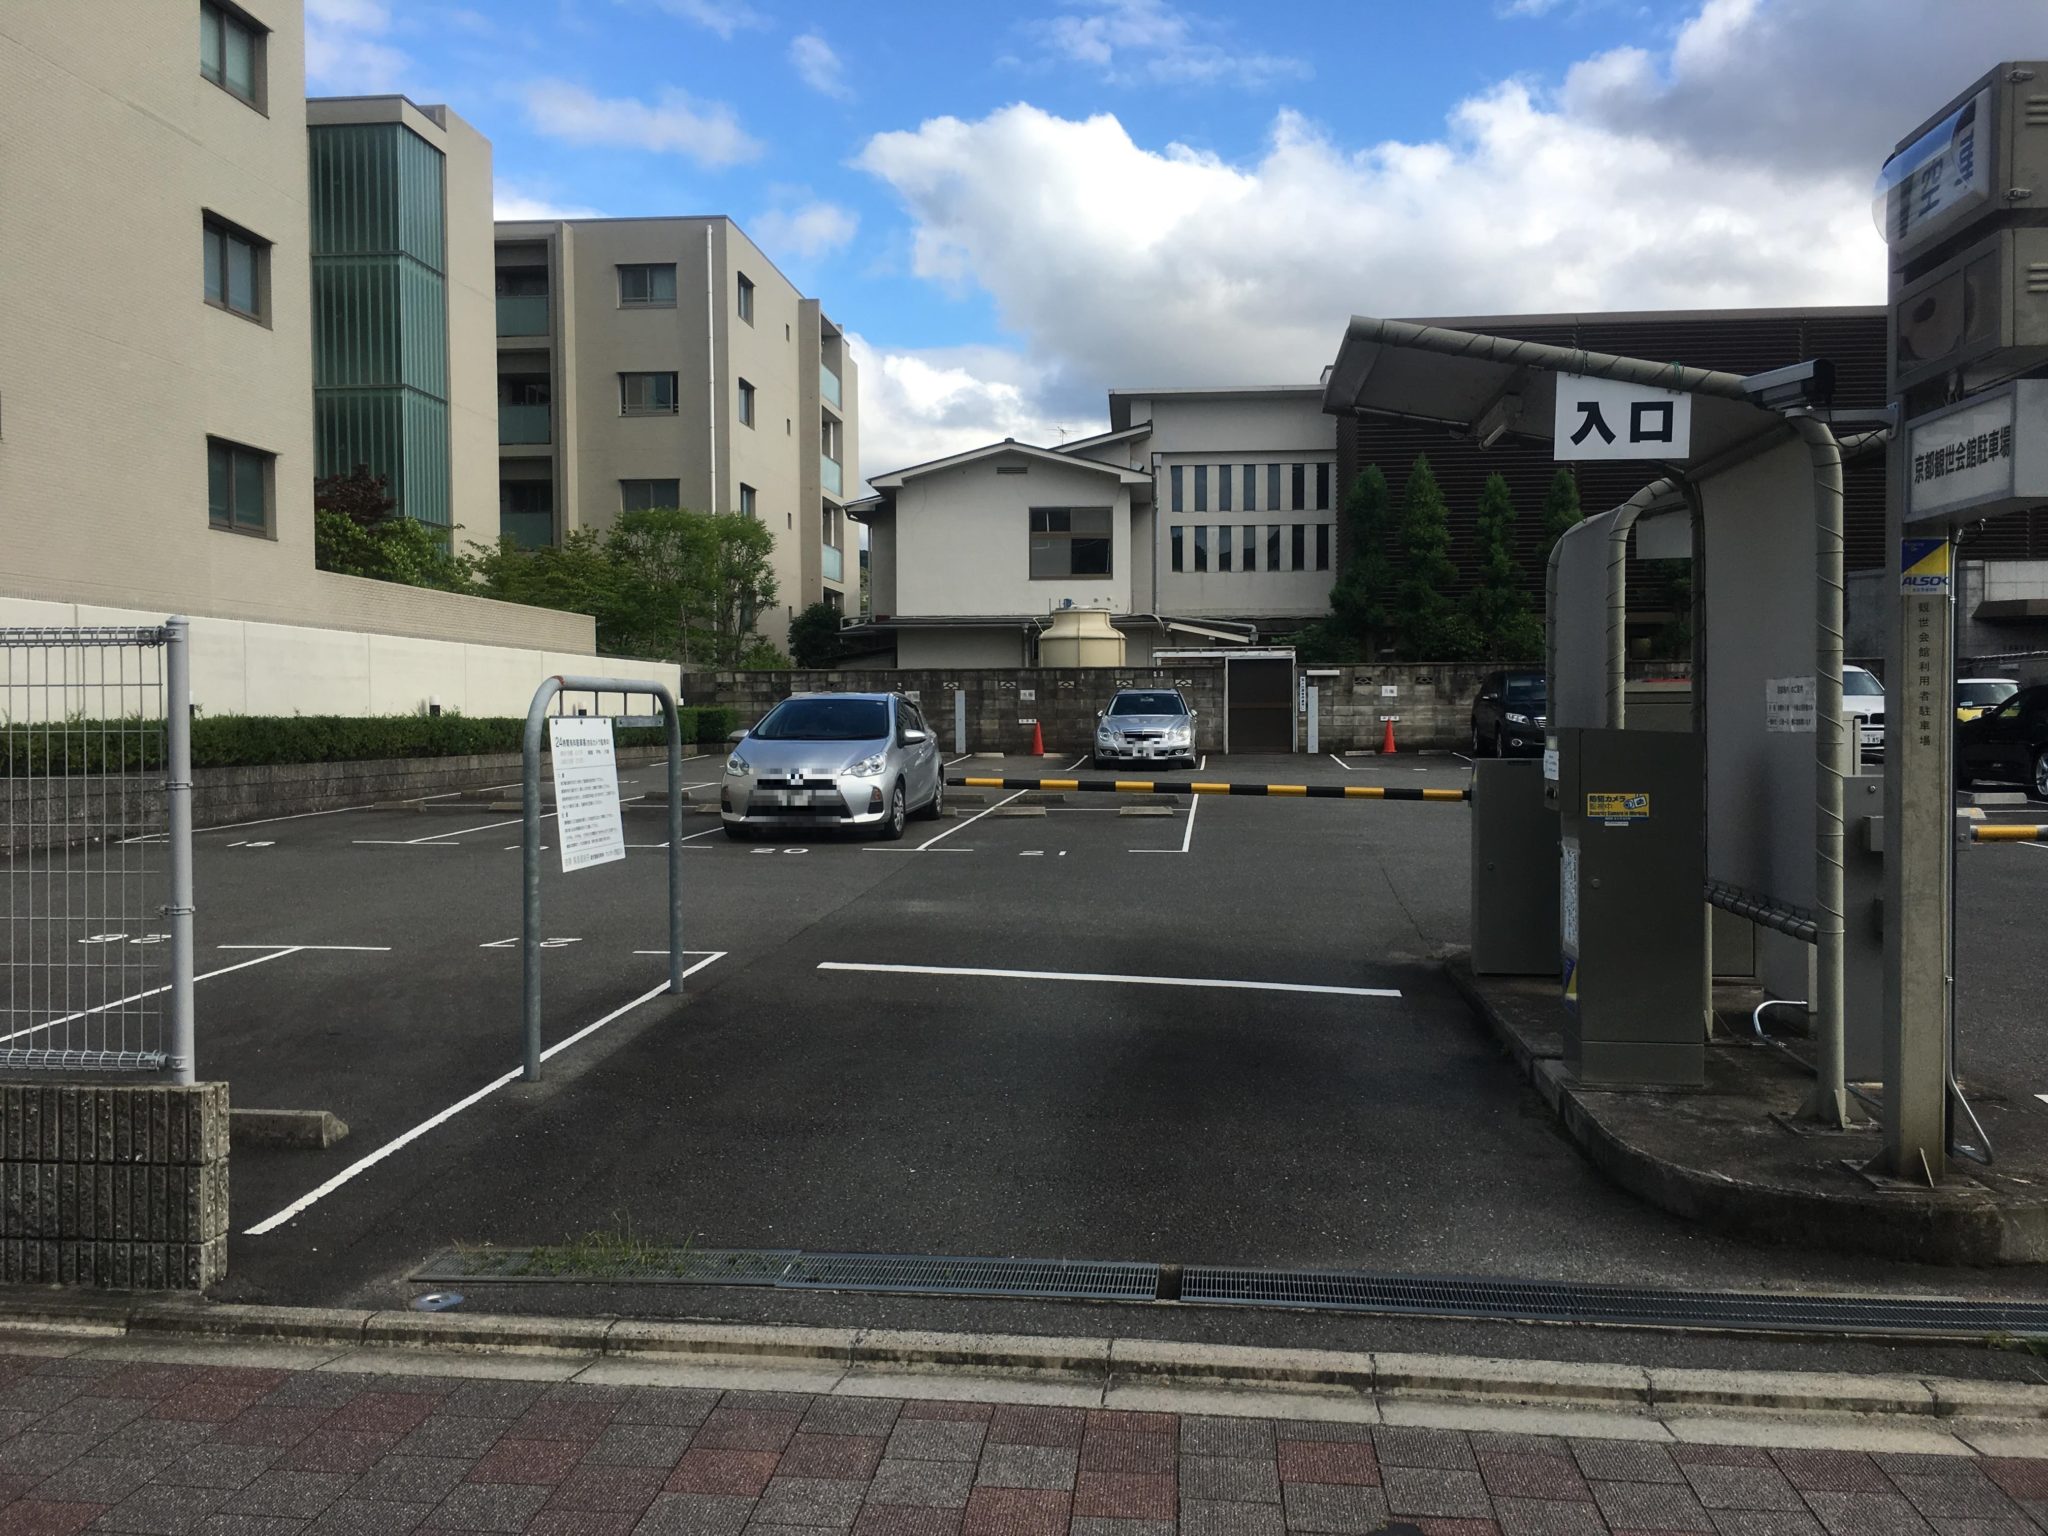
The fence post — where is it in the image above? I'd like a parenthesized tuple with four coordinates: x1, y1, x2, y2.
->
(164, 617, 196, 1086)
(665, 694, 684, 996)
(521, 678, 558, 1083)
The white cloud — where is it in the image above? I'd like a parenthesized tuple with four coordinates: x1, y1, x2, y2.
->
(639, 0, 766, 38)
(844, 335, 1102, 482)
(790, 32, 853, 101)
(853, 0, 2038, 472)
(521, 80, 761, 168)
(753, 201, 860, 261)
(304, 0, 409, 92)
(1031, 0, 1308, 87)
(493, 181, 605, 221)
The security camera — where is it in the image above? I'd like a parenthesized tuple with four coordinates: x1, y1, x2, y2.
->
(1740, 359, 1836, 411)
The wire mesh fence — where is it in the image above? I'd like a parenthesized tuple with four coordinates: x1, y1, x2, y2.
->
(1, 623, 193, 1078)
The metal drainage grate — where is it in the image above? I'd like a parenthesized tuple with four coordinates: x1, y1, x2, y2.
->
(411, 1248, 801, 1286)
(778, 1253, 1158, 1301)
(1178, 1266, 2048, 1338)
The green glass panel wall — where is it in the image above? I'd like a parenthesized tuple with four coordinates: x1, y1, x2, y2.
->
(308, 120, 450, 527)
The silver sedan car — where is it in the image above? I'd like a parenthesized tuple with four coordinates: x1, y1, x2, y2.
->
(721, 692, 944, 841)
(1092, 688, 1198, 771)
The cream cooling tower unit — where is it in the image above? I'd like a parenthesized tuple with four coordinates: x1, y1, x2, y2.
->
(1037, 607, 1125, 666)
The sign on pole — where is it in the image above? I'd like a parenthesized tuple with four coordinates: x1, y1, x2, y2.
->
(1553, 375, 1693, 461)
(1764, 677, 1817, 734)
(548, 716, 626, 872)
(1904, 380, 2046, 525)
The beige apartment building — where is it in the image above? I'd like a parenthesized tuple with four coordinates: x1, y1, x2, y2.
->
(0, 1, 676, 712)
(494, 218, 860, 648)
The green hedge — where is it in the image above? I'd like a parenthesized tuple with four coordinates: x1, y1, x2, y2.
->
(2, 709, 743, 772)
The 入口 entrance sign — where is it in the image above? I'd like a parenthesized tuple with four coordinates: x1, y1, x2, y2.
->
(1904, 380, 2048, 525)
(1553, 375, 1693, 462)
(548, 716, 626, 872)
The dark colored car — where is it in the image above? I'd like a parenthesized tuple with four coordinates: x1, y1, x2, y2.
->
(1957, 684, 2048, 800)
(1470, 671, 1547, 758)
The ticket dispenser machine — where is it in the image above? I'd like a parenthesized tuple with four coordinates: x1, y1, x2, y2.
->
(1556, 727, 1706, 1087)
(1470, 760, 1560, 975)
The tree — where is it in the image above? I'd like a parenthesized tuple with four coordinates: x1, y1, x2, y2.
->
(313, 466, 464, 591)
(315, 464, 397, 528)
(600, 507, 778, 667)
(1389, 455, 1480, 660)
(1326, 466, 1394, 658)
(1539, 467, 1583, 564)
(789, 602, 847, 669)
(1463, 473, 1542, 661)
(464, 530, 629, 647)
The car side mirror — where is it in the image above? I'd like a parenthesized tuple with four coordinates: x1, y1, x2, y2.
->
(726, 729, 747, 744)
(1096, 709, 1106, 718)
(903, 728, 929, 744)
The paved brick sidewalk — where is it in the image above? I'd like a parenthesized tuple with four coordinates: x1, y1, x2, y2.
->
(3, 1346, 2047, 1536)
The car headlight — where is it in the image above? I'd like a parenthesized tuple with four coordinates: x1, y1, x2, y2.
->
(1096, 725, 1115, 740)
(1507, 712, 1531, 725)
(725, 752, 750, 776)
(847, 752, 888, 778)
(1165, 724, 1192, 742)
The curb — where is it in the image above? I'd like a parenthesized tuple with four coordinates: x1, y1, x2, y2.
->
(1443, 959, 2048, 1266)
(3, 1299, 2046, 1425)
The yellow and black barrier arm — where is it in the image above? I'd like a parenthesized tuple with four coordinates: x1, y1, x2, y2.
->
(1969, 824, 2048, 843)
(951, 776, 1470, 803)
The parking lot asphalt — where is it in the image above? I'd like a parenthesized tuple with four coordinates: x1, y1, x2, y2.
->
(16, 747, 2048, 1378)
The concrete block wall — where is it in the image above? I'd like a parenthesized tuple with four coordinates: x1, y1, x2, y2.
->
(0, 1083, 230, 1289)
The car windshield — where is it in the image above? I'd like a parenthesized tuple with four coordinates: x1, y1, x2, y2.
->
(751, 697, 890, 741)
(1957, 680, 2017, 708)
(1843, 669, 1883, 697)
(1504, 676, 1546, 705)
(1111, 692, 1185, 715)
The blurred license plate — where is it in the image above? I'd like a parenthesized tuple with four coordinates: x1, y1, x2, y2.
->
(785, 791, 813, 807)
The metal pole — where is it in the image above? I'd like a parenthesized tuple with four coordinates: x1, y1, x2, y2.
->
(954, 688, 968, 755)
(1603, 479, 1679, 729)
(521, 677, 559, 1083)
(1788, 415, 1853, 1129)
(163, 617, 195, 1086)
(664, 689, 684, 995)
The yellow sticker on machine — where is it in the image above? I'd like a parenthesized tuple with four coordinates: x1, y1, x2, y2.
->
(1586, 792, 1650, 821)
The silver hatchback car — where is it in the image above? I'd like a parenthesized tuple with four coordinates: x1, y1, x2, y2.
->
(1092, 688, 1197, 771)
(721, 692, 944, 841)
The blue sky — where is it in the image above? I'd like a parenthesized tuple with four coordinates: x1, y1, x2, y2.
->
(309, 0, 2045, 472)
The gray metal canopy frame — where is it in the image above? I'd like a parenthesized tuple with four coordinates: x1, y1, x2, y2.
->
(1324, 315, 1857, 1126)
(522, 675, 686, 1082)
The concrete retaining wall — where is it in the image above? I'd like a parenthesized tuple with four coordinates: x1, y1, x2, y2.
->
(699, 664, 1505, 754)
(0, 1083, 230, 1289)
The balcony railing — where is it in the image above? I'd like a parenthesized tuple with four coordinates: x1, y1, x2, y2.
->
(821, 455, 842, 496)
(496, 294, 548, 337)
(498, 403, 550, 445)
(820, 364, 842, 409)
(822, 543, 843, 584)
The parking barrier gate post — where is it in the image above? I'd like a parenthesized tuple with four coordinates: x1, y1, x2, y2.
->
(522, 675, 685, 1083)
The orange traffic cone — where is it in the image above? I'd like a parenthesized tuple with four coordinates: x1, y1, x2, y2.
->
(1380, 716, 1397, 755)
(1030, 720, 1046, 757)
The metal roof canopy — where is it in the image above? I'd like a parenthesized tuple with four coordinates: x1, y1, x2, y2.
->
(1323, 314, 1866, 1129)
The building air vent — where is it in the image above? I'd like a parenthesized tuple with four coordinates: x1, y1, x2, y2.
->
(2028, 262, 2048, 294)
(996, 465, 1027, 475)
(2026, 94, 2048, 128)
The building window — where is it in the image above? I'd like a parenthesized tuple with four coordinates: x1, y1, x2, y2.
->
(206, 437, 269, 535)
(739, 483, 757, 519)
(1217, 525, 1232, 572)
(737, 273, 755, 324)
(1243, 464, 1257, 513)
(1315, 462, 1332, 511)
(1292, 524, 1307, 570)
(1241, 524, 1256, 571)
(618, 263, 677, 307)
(620, 372, 679, 414)
(1316, 524, 1331, 571)
(1267, 524, 1282, 571)
(1194, 465, 1208, 513)
(821, 413, 841, 462)
(822, 504, 840, 546)
(200, 1, 263, 107)
(1170, 465, 1183, 513)
(621, 478, 680, 512)
(1170, 526, 1183, 572)
(1192, 525, 1208, 573)
(202, 215, 266, 322)
(1218, 465, 1232, 513)
(1267, 464, 1281, 513)
(1291, 463, 1307, 511)
(499, 479, 553, 547)
(1028, 507, 1112, 579)
(738, 378, 755, 428)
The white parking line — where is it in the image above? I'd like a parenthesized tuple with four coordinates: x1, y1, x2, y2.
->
(1132, 790, 1199, 855)
(0, 944, 383, 1046)
(1330, 753, 1355, 771)
(244, 953, 727, 1237)
(816, 960, 1399, 999)
(916, 754, 1087, 850)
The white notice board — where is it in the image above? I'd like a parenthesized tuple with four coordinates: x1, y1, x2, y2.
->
(548, 717, 626, 872)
